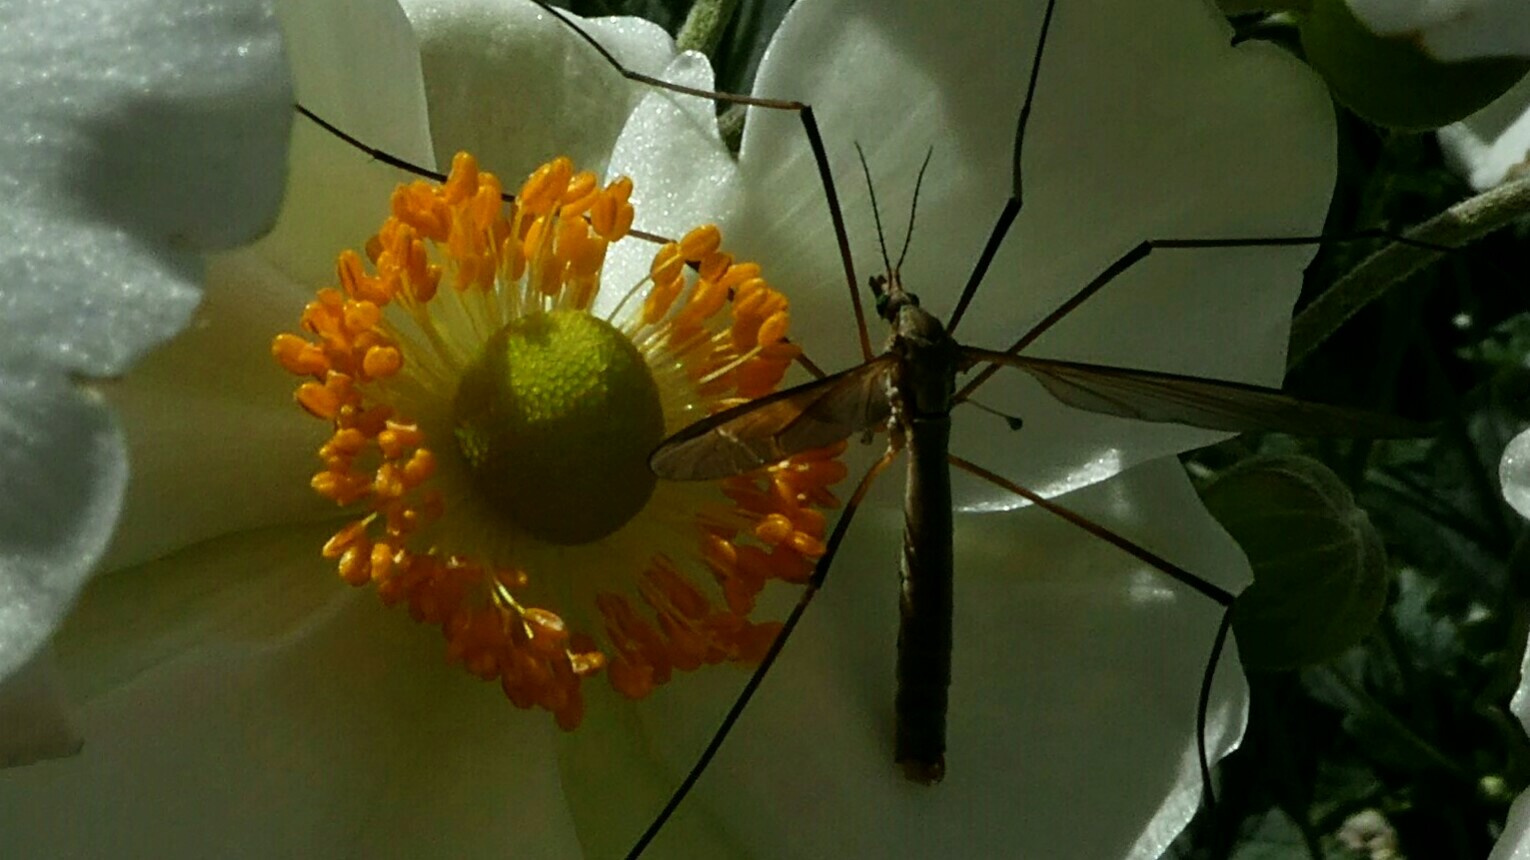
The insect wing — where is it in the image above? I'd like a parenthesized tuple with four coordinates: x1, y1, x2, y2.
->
(651, 357, 897, 480)
(963, 347, 1424, 437)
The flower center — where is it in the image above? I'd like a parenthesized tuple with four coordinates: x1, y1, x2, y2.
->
(273, 151, 848, 729)
(453, 309, 664, 544)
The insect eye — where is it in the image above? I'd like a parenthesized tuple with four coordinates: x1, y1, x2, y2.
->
(874, 292, 890, 314)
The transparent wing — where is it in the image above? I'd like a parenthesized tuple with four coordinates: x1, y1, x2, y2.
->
(964, 347, 1425, 437)
(651, 357, 898, 480)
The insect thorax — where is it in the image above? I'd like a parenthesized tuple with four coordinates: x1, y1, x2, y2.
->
(890, 302, 960, 418)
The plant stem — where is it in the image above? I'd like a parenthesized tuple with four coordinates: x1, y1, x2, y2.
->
(677, 0, 741, 57)
(1288, 176, 1530, 370)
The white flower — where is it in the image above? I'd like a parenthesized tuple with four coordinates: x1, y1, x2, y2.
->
(1347, 0, 1530, 61)
(1438, 73, 1530, 192)
(0, 0, 1338, 857)
(0, 0, 290, 763)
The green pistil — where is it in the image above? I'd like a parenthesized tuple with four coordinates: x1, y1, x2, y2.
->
(453, 310, 665, 545)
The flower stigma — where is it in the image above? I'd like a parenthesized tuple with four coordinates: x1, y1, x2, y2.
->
(272, 152, 847, 730)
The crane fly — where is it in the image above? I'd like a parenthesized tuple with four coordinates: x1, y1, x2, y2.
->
(297, 0, 1443, 854)
(523, 0, 1432, 853)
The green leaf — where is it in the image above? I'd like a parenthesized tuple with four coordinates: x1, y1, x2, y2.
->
(1299, 0, 1530, 130)
(1202, 455, 1389, 670)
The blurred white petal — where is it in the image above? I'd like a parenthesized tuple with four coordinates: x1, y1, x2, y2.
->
(1348, 0, 1530, 60)
(1439, 74, 1530, 191)
(0, 0, 292, 682)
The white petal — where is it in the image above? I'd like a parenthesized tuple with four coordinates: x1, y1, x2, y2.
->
(263, 0, 436, 288)
(401, 0, 676, 180)
(0, 649, 81, 767)
(1500, 428, 1530, 522)
(599, 50, 742, 320)
(610, 0, 1335, 507)
(55, 524, 347, 704)
(562, 457, 1249, 858)
(0, 586, 582, 856)
(1439, 74, 1530, 191)
(0, 0, 291, 683)
(1348, 0, 1530, 60)
(1492, 790, 1530, 860)
(1490, 637, 1530, 858)
(102, 0, 439, 566)
(0, 375, 126, 683)
(100, 252, 337, 570)
(0, 0, 291, 376)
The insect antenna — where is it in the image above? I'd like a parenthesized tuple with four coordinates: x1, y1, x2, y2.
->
(945, 0, 1061, 333)
(894, 147, 936, 274)
(527, 0, 877, 362)
(625, 448, 901, 859)
(947, 454, 1237, 808)
(854, 141, 895, 291)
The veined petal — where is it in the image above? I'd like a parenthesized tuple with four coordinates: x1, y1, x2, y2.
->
(0, 586, 581, 856)
(55, 523, 348, 705)
(1347, 0, 1530, 61)
(401, 0, 678, 181)
(96, 0, 435, 566)
(607, 0, 1334, 507)
(561, 457, 1249, 858)
(101, 253, 335, 569)
(261, 0, 435, 292)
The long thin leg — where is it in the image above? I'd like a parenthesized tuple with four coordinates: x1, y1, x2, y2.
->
(954, 230, 1458, 403)
(948, 453, 1237, 810)
(531, 1, 874, 362)
(294, 103, 674, 245)
(1196, 606, 1236, 812)
(946, 0, 1060, 334)
(948, 455, 1234, 605)
(625, 447, 900, 860)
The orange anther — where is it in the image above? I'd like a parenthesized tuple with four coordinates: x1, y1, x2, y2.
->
(756, 310, 790, 346)
(682, 279, 728, 320)
(679, 224, 722, 261)
(754, 513, 795, 544)
(650, 242, 685, 286)
(717, 262, 761, 290)
(697, 251, 731, 283)
(520, 157, 574, 215)
(322, 520, 370, 558)
(788, 532, 827, 558)
(338, 546, 371, 586)
(362, 345, 402, 379)
(402, 448, 436, 484)
(559, 170, 599, 217)
(370, 542, 395, 580)
(443, 152, 481, 204)
(272, 334, 328, 376)
(296, 381, 341, 420)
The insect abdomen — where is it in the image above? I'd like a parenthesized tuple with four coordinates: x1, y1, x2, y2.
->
(896, 410, 954, 784)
